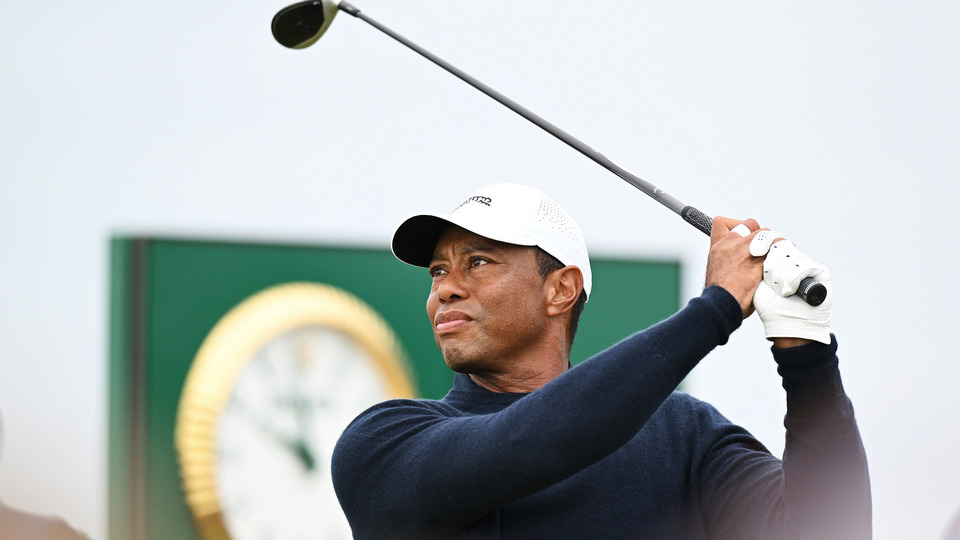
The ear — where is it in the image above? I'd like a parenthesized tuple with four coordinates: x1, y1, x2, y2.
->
(545, 265, 584, 318)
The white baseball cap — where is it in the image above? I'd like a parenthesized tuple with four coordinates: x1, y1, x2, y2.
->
(391, 183, 592, 300)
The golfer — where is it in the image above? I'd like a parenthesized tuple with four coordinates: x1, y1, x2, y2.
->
(331, 183, 871, 539)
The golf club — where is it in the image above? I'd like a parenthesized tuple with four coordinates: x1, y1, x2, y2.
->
(270, 0, 827, 307)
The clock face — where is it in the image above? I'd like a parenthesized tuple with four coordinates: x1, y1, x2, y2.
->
(176, 282, 415, 540)
(217, 325, 391, 540)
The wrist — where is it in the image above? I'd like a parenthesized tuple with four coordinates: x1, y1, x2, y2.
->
(772, 337, 813, 349)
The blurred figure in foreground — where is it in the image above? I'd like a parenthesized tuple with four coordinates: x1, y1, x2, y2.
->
(0, 410, 91, 540)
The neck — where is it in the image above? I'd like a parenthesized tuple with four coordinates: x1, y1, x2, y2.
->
(467, 360, 569, 393)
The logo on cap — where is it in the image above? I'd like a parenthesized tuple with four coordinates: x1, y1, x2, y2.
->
(454, 195, 492, 211)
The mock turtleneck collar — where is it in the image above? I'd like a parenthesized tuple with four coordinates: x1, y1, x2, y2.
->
(440, 372, 530, 415)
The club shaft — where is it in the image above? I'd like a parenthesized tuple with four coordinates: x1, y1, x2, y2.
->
(335, 1, 825, 306)
(338, 1, 710, 234)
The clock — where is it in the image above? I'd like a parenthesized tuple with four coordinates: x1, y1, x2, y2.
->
(175, 282, 416, 540)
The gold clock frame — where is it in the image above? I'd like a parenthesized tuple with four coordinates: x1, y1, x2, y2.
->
(174, 281, 416, 540)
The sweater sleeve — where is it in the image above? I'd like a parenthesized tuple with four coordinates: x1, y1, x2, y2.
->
(698, 336, 872, 539)
(331, 286, 743, 538)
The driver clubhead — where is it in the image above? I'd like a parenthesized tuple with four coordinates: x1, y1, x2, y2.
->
(272, 0, 341, 49)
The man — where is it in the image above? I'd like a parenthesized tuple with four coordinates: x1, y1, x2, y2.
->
(331, 183, 871, 539)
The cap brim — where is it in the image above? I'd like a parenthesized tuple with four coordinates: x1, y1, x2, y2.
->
(391, 214, 457, 268)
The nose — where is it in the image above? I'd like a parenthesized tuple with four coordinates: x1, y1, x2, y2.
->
(434, 269, 469, 304)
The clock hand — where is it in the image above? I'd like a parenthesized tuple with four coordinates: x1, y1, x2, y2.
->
(232, 395, 316, 470)
(287, 393, 317, 472)
(292, 333, 321, 473)
(291, 435, 316, 471)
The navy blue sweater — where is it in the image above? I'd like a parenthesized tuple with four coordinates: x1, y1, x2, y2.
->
(331, 286, 871, 539)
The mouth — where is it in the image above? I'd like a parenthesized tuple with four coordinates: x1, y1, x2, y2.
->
(434, 311, 471, 333)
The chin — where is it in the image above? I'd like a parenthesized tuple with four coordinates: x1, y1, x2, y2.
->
(443, 356, 473, 374)
(442, 349, 489, 374)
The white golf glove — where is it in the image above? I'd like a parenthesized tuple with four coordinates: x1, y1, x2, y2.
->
(750, 233, 833, 345)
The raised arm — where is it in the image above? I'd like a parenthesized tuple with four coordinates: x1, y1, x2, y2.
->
(698, 222, 870, 538)
(696, 338, 871, 539)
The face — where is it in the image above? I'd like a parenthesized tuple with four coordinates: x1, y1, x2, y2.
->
(426, 226, 552, 375)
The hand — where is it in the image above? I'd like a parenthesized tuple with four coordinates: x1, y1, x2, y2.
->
(705, 217, 764, 317)
(752, 241, 833, 345)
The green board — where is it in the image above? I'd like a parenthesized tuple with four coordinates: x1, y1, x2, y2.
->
(108, 237, 679, 540)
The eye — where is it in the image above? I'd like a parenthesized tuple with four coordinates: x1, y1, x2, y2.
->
(469, 257, 490, 268)
(429, 265, 447, 278)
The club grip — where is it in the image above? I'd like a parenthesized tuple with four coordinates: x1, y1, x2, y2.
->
(681, 206, 713, 235)
(796, 277, 827, 307)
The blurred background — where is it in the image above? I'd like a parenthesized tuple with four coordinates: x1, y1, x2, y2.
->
(1, 0, 958, 538)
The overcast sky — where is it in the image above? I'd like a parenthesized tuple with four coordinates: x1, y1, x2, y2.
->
(2, 1, 959, 538)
